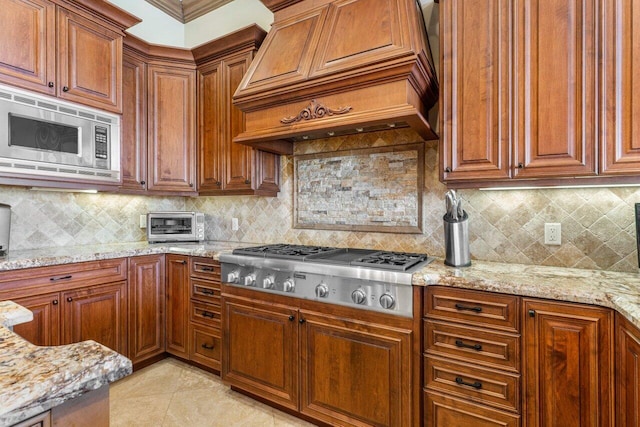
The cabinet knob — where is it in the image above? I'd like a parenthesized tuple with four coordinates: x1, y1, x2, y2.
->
(244, 179, 251, 185)
(52, 299, 59, 305)
(62, 86, 69, 92)
(444, 167, 452, 173)
(299, 318, 306, 324)
(189, 183, 193, 187)
(215, 181, 221, 186)
(288, 315, 295, 321)
(48, 82, 54, 88)
(528, 309, 535, 317)
(518, 162, 524, 169)
(140, 180, 146, 185)
(179, 260, 187, 265)
(66, 297, 73, 302)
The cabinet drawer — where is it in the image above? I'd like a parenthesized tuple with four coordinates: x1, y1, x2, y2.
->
(189, 300, 221, 327)
(190, 278, 220, 305)
(425, 391, 520, 427)
(425, 287, 520, 333)
(190, 258, 220, 281)
(425, 355, 520, 413)
(425, 319, 520, 372)
(189, 324, 221, 370)
(0, 258, 128, 297)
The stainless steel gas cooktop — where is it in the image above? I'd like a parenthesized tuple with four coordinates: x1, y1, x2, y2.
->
(220, 244, 434, 317)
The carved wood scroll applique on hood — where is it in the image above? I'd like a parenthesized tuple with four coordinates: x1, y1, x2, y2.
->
(232, 0, 439, 155)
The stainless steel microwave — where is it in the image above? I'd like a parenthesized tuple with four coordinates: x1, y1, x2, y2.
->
(0, 83, 120, 183)
(147, 212, 205, 243)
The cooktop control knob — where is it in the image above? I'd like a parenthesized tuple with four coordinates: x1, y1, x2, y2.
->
(379, 293, 395, 309)
(262, 276, 275, 289)
(351, 289, 367, 305)
(283, 278, 295, 292)
(315, 283, 329, 298)
(244, 273, 256, 287)
(226, 270, 239, 283)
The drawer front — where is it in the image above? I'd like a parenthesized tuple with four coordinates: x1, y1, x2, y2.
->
(0, 258, 128, 296)
(190, 300, 221, 328)
(189, 324, 221, 370)
(425, 391, 520, 427)
(425, 287, 520, 333)
(425, 319, 520, 372)
(190, 278, 220, 305)
(190, 258, 220, 281)
(425, 355, 520, 413)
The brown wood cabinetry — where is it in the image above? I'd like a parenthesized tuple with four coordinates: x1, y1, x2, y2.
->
(522, 299, 613, 427)
(0, 0, 136, 113)
(194, 26, 280, 196)
(615, 313, 640, 426)
(165, 254, 190, 358)
(120, 36, 197, 195)
(188, 257, 222, 371)
(222, 285, 414, 426)
(11, 292, 61, 347)
(128, 255, 165, 364)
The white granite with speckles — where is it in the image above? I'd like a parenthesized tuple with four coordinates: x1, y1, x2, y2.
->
(0, 303, 132, 427)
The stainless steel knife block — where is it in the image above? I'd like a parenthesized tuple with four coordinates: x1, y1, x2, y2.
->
(444, 215, 471, 267)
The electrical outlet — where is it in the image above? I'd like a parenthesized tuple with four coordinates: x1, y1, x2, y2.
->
(139, 214, 147, 229)
(231, 217, 239, 231)
(544, 223, 561, 245)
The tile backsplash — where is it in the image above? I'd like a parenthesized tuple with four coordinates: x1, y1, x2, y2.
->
(1, 129, 639, 273)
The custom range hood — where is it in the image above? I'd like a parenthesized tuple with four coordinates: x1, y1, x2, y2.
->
(232, 0, 439, 155)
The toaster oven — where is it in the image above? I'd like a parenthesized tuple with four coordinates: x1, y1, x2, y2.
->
(147, 212, 205, 243)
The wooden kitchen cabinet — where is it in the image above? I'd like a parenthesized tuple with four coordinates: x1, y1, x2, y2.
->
(165, 254, 190, 359)
(0, 0, 136, 113)
(522, 299, 613, 427)
(147, 65, 196, 193)
(62, 281, 127, 354)
(425, 392, 520, 427)
(615, 312, 640, 426)
(194, 26, 280, 196)
(128, 255, 165, 365)
(11, 292, 61, 347)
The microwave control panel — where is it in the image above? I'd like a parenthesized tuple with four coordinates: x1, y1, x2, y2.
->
(94, 125, 109, 168)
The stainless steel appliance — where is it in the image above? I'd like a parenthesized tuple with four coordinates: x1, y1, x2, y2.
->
(220, 244, 433, 317)
(0, 204, 10, 257)
(0, 83, 120, 183)
(147, 211, 205, 243)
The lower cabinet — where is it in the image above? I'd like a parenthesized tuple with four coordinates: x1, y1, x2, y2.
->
(222, 288, 414, 426)
(615, 312, 640, 426)
(425, 391, 520, 427)
(62, 281, 128, 354)
(165, 254, 190, 358)
(128, 255, 165, 364)
(11, 292, 61, 347)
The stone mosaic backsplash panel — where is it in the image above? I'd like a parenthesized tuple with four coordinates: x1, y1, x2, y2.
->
(295, 145, 422, 232)
(2, 128, 640, 273)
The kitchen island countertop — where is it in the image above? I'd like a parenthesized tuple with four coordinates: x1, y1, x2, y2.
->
(0, 300, 131, 427)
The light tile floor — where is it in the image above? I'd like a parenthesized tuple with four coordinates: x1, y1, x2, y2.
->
(109, 358, 317, 427)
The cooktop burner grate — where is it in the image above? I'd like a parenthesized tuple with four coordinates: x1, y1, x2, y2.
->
(232, 244, 340, 260)
(350, 251, 430, 271)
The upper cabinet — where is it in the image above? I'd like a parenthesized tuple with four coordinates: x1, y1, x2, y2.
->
(194, 25, 280, 196)
(441, 0, 640, 188)
(0, 0, 138, 114)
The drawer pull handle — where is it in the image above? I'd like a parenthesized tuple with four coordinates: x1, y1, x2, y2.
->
(455, 340, 482, 351)
(455, 303, 482, 313)
(201, 311, 216, 319)
(201, 343, 215, 350)
(200, 266, 214, 272)
(50, 275, 72, 281)
(200, 289, 215, 296)
(455, 377, 482, 389)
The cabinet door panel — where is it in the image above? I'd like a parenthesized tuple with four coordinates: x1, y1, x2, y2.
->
(440, 0, 511, 181)
(128, 255, 165, 364)
(222, 297, 298, 410)
(166, 255, 190, 358)
(616, 313, 640, 426)
(522, 299, 613, 427)
(601, 0, 640, 174)
(514, 0, 597, 178)
(197, 60, 223, 193)
(62, 281, 127, 354)
(147, 66, 196, 193)
(12, 292, 61, 346)
(57, 8, 122, 113)
(0, 0, 55, 94)
(299, 310, 412, 427)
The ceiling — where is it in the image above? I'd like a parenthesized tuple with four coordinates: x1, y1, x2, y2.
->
(144, 0, 235, 23)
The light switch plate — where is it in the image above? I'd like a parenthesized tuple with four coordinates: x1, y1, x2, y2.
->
(140, 214, 147, 228)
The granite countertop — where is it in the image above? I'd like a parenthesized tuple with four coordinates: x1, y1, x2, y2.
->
(414, 259, 640, 329)
(0, 301, 132, 427)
